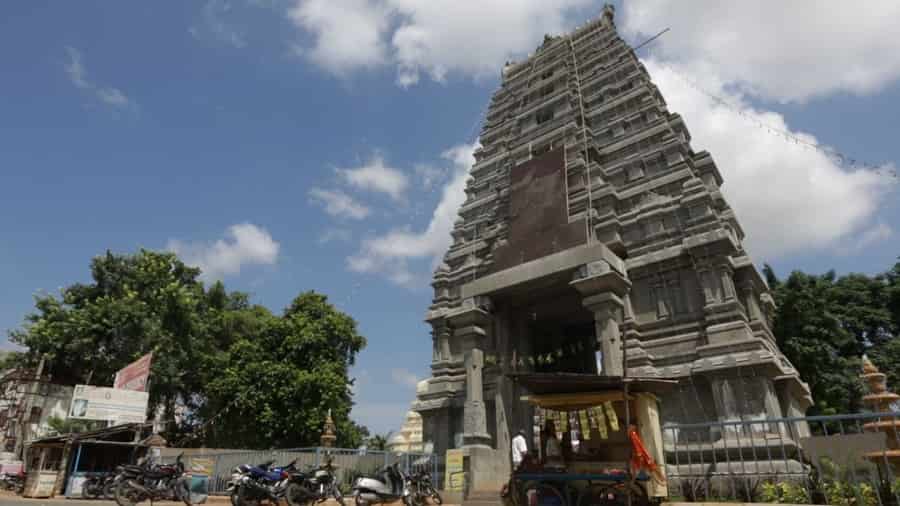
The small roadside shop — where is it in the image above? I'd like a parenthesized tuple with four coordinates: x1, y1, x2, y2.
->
(23, 423, 157, 498)
(504, 373, 674, 506)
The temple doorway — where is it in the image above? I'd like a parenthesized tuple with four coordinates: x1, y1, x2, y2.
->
(529, 320, 596, 374)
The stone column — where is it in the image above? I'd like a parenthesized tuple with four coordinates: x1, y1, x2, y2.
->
(717, 262, 736, 302)
(439, 324, 452, 362)
(739, 281, 760, 321)
(710, 375, 742, 439)
(697, 266, 717, 305)
(570, 259, 631, 377)
(583, 293, 625, 376)
(463, 349, 491, 447)
(446, 297, 493, 448)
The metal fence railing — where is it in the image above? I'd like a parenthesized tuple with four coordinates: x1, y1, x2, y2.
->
(162, 448, 437, 495)
(664, 411, 900, 505)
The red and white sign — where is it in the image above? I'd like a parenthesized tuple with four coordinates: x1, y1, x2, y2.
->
(114, 353, 153, 392)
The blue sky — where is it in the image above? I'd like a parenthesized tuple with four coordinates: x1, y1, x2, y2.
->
(1, 0, 898, 435)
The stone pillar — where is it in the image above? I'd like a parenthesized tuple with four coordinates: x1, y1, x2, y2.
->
(463, 349, 491, 447)
(570, 259, 631, 377)
(446, 298, 493, 448)
(439, 324, 452, 362)
(710, 375, 742, 439)
(583, 293, 625, 376)
(698, 266, 718, 305)
(739, 281, 760, 321)
(717, 262, 737, 302)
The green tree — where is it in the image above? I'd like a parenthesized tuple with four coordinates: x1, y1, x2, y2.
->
(46, 415, 101, 435)
(765, 259, 900, 415)
(366, 432, 393, 451)
(869, 259, 900, 389)
(9, 250, 369, 448)
(193, 291, 367, 449)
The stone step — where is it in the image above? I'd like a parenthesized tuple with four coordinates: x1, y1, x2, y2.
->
(464, 490, 504, 506)
(463, 500, 503, 506)
(467, 491, 502, 500)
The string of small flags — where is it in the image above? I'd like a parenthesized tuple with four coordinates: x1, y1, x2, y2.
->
(482, 339, 592, 369)
(535, 402, 621, 442)
(647, 53, 898, 181)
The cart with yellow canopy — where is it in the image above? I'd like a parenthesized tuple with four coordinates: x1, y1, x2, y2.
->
(504, 373, 675, 506)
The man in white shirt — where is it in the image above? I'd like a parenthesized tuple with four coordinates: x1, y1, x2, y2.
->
(511, 428, 528, 470)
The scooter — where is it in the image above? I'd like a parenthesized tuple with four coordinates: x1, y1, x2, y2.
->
(352, 462, 410, 506)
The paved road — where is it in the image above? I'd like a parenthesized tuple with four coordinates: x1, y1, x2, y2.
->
(0, 493, 230, 506)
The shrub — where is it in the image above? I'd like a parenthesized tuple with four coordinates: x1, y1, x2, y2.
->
(760, 481, 809, 504)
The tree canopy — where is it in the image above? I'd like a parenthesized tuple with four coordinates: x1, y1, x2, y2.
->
(9, 249, 368, 449)
(764, 258, 900, 415)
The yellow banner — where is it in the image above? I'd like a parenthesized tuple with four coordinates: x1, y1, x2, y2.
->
(592, 407, 608, 439)
(189, 457, 215, 476)
(445, 450, 464, 492)
(579, 410, 591, 440)
(603, 401, 620, 432)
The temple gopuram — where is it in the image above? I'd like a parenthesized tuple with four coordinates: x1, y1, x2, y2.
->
(412, 4, 812, 491)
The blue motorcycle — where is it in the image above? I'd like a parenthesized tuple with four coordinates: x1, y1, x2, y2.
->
(229, 459, 299, 506)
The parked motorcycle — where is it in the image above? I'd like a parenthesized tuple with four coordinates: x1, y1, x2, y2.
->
(106, 467, 126, 500)
(352, 462, 410, 506)
(0, 472, 24, 494)
(82, 473, 113, 499)
(114, 453, 192, 506)
(285, 454, 344, 506)
(232, 459, 298, 506)
(407, 469, 441, 506)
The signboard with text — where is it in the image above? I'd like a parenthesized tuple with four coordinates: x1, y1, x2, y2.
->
(68, 385, 149, 423)
(114, 353, 153, 392)
(445, 450, 464, 492)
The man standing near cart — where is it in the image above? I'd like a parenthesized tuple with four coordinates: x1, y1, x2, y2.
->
(511, 428, 529, 471)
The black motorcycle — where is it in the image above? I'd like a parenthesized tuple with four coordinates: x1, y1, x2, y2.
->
(0, 472, 24, 494)
(82, 473, 114, 499)
(114, 453, 192, 506)
(286, 454, 344, 506)
(232, 459, 299, 506)
(408, 469, 441, 506)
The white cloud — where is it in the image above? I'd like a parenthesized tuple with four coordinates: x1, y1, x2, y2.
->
(308, 188, 371, 220)
(836, 223, 894, 256)
(63, 47, 136, 110)
(347, 143, 476, 286)
(286, 0, 592, 84)
(167, 223, 280, 280)
(414, 164, 444, 190)
(388, 0, 592, 85)
(318, 228, 354, 244)
(390, 368, 419, 389)
(190, 0, 248, 48)
(337, 155, 409, 201)
(643, 60, 891, 260)
(287, 0, 390, 75)
(622, 0, 900, 103)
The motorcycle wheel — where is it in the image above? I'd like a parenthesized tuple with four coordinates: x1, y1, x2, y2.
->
(236, 484, 261, 506)
(104, 481, 118, 500)
(332, 486, 345, 506)
(178, 479, 194, 506)
(83, 481, 100, 500)
(353, 492, 367, 506)
(285, 483, 311, 506)
(230, 490, 240, 506)
(115, 481, 143, 506)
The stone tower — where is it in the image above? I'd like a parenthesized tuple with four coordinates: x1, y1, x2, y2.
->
(413, 5, 811, 490)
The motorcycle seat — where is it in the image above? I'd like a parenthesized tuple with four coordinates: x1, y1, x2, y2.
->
(144, 469, 175, 480)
